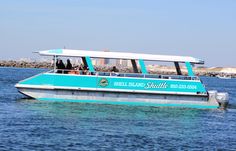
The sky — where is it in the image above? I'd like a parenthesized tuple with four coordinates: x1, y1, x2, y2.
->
(0, 0, 235, 67)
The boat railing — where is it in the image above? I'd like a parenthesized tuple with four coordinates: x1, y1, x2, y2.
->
(48, 69, 199, 81)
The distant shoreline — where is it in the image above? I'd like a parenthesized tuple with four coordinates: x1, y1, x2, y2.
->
(1, 60, 236, 77)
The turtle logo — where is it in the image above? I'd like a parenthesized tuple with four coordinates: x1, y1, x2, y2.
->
(99, 78, 109, 87)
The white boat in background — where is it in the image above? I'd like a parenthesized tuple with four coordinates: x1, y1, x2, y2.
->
(216, 75, 232, 79)
(15, 49, 229, 109)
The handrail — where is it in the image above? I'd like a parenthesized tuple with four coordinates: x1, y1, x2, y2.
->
(49, 69, 199, 81)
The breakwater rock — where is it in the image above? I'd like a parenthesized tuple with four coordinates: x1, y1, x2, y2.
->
(0, 60, 236, 77)
(0, 60, 52, 68)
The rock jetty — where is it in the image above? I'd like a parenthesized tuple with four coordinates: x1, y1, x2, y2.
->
(0, 60, 52, 68)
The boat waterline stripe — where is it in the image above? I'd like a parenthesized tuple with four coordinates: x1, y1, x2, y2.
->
(37, 98, 218, 109)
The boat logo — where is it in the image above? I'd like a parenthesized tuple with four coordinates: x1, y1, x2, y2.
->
(99, 78, 109, 87)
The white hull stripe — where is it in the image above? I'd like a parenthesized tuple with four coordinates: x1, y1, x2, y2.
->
(15, 84, 208, 97)
(45, 73, 201, 82)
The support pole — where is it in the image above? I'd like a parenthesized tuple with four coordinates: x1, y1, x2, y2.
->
(81, 57, 88, 68)
(53, 55, 57, 73)
(185, 62, 195, 76)
(138, 59, 148, 74)
(82, 56, 95, 72)
(174, 62, 182, 75)
(131, 59, 139, 73)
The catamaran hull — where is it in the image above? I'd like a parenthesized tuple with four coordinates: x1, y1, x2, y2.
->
(17, 87, 220, 109)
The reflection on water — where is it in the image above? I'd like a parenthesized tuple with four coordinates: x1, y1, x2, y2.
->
(17, 98, 202, 119)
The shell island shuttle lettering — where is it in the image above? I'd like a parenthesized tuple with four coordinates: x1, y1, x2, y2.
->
(113, 82, 168, 89)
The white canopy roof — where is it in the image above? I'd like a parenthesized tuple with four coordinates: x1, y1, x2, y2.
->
(38, 49, 204, 64)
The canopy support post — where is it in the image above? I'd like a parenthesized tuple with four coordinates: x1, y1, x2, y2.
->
(185, 62, 195, 76)
(82, 57, 88, 67)
(53, 55, 57, 73)
(174, 62, 182, 75)
(131, 59, 139, 73)
(138, 59, 148, 74)
(82, 56, 95, 72)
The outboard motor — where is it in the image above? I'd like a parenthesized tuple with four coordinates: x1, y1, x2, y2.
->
(216, 92, 229, 109)
(208, 90, 229, 109)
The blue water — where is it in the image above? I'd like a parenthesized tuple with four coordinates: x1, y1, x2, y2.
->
(0, 67, 236, 150)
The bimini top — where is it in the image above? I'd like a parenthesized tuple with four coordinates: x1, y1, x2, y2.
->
(38, 49, 204, 64)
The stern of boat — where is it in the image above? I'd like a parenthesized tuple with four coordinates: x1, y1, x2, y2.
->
(208, 90, 229, 109)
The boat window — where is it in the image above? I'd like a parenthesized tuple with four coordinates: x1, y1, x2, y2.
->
(98, 72, 106, 76)
(104, 72, 111, 76)
(125, 73, 144, 78)
(90, 72, 96, 75)
(145, 75, 161, 79)
(118, 73, 125, 77)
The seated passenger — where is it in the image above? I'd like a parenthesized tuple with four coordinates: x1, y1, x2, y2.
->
(81, 66, 85, 75)
(111, 66, 119, 72)
(66, 59, 72, 70)
(79, 64, 84, 71)
(56, 59, 65, 73)
(65, 59, 72, 74)
(84, 67, 90, 75)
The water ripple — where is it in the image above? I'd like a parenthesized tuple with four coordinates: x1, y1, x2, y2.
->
(0, 68, 236, 150)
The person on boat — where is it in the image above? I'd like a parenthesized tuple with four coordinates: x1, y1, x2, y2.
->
(111, 66, 119, 76)
(66, 59, 72, 70)
(64, 59, 72, 74)
(79, 64, 84, 71)
(56, 59, 65, 73)
(72, 64, 83, 75)
(83, 66, 90, 75)
(111, 66, 119, 72)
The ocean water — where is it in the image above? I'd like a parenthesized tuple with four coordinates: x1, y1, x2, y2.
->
(0, 67, 236, 150)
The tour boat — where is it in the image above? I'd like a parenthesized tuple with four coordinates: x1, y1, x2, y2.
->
(15, 49, 229, 109)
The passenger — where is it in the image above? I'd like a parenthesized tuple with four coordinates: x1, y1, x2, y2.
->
(57, 59, 65, 73)
(111, 66, 119, 76)
(79, 64, 84, 71)
(74, 65, 81, 74)
(83, 67, 90, 75)
(65, 59, 72, 74)
(66, 59, 72, 70)
(111, 66, 119, 72)
(69, 65, 80, 74)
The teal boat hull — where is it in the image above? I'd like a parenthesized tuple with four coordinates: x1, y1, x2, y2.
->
(15, 73, 220, 109)
(16, 86, 219, 109)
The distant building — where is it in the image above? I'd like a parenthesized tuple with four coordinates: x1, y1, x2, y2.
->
(103, 50, 110, 65)
(116, 59, 122, 67)
(95, 50, 110, 66)
(127, 60, 132, 68)
(97, 58, 105, 66)
(115, 59, 133, 68)
(104, 58, 110, 65)
(121, 60, 128, 67)
(92, 59, 97, 66)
